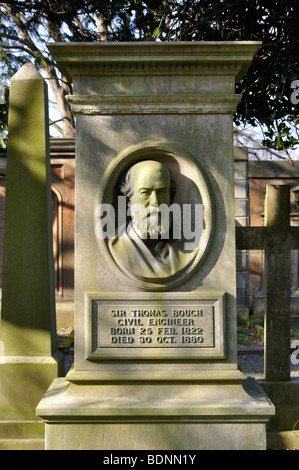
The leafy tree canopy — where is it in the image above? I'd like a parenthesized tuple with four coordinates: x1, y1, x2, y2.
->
(0, 0, 298, 161)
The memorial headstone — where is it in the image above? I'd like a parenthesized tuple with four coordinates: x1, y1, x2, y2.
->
(0, 63, 64, 449)
(37, 42, 274, 450)
(237, 185, 299, 380)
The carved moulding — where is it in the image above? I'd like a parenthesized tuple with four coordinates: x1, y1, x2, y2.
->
(67, 94, 241, 115)
(94, 141, 215, 291)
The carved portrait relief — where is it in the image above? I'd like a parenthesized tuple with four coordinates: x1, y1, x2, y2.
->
(95, 142, 215, 291)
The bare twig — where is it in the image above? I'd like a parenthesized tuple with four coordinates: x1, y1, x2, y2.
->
(49, 119, 63, 135)
(234, 127, 290, 162)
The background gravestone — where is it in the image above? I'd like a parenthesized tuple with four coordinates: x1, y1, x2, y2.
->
(0, 63, 64, 450)
(37, 42, 274, 450)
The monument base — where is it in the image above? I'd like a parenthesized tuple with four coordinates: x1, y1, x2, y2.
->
(37, 371, 275, 450)
(0, 422, 45, 450)
(260, 379, 299, 450)
(0, 353, 64, 450)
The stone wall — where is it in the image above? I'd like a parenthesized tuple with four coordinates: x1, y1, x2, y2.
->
(234, 147, 249, 313)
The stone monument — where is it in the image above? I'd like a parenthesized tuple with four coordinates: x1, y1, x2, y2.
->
(37, 42, 275, 450)
(0, 63, 64, 449)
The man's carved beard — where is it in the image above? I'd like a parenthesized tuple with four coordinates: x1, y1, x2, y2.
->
(130, 204, 170, 239)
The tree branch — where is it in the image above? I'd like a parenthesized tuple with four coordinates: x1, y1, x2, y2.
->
(234, 127, 290, 162)
(49, 119, 63, 135)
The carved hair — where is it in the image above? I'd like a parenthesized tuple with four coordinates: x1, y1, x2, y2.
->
(119, 166, 137, 198)
(120, 160, 176, 202)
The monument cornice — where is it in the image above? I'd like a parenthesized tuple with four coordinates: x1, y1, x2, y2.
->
(67, 93, 242, 115)
(48, 41, 262, 83)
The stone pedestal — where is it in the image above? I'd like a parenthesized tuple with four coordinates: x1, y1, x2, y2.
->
(37, 42, 274, 450)
(38, 374, 272, 450)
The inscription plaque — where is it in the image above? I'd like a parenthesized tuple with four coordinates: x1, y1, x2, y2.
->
(86, 292, 225, 360)
(98, 305, 214, 348)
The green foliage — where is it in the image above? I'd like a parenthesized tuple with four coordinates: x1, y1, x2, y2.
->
(237, 315, 264, 347)
(237, 336, 252, 347)
(132, 0, 299, 154)
(237, 315, 251, 328)
(237, 319, 299, 347)
(237, 314, 264, 328)
(291, 329, 299, 341)
(237, 327, 254, 346)
(256, 325, 264, 342)
(58, 329, 74, 353)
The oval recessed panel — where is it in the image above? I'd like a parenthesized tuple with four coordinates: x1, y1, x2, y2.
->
(94, 141, 215, 291)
